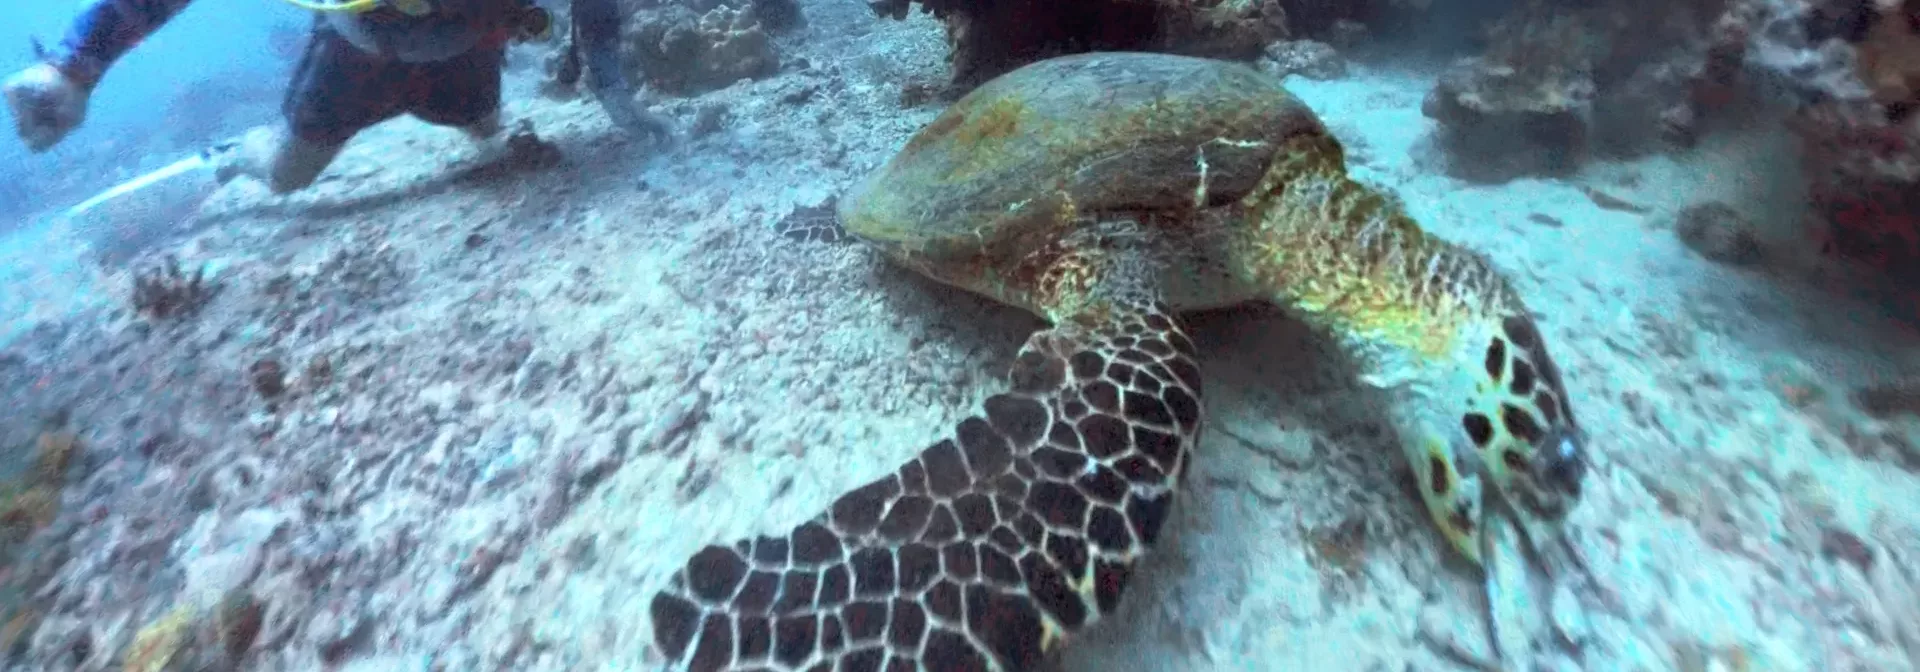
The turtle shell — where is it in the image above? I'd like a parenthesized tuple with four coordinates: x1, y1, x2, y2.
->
(839, 51, 1327, 261)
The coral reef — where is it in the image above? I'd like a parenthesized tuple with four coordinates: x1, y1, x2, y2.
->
(1771, 0, 1920, 281)
(1421, 0, 1920, 281)
(619, 0, 790, 95)
(863, 0, 1291, 86)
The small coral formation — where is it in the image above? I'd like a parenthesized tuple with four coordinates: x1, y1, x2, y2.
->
(1162, 0, 1295, 57)
(122, 604, 195, 672)
(1674, 201, 1767, 266)
(1851, 0, 1920, 108)
(688, 102, 732, 137)
(1260, 39, 1348, 80)
(130, 256, 219, 322)
(1419, 2, 1599, 181)
(1420, 0, 1752, 181)
(621, 0, 788, 94)
(1422, 54, 1593, 180)
(0, 431, 75, 547)
(864, 0, 1291, 86)
(120, 592, 264, 672)
(0, 429, 79, 661)
(463, 120, 565, 180)
(247, 358, 287, 400)
(744, 0, 804, 32)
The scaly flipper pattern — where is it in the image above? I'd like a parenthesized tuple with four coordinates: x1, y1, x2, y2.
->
(651, 253, 1203, 672)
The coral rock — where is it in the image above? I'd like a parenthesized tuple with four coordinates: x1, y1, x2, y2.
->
(1423, 0, 1765, 177)
(1260, 39, 1347, 80)
(1675, 201, 1767, 266)
(624, 3, 781, 94)
(1422, 55, 1594, 181)
(122, 605, 196, 672)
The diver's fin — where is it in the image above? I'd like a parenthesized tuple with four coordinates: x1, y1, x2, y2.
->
(61, 149, 216, 220)
(572, 0, 674, 144)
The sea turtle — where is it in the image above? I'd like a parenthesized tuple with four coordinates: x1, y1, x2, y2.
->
(649, 52, 1589, 671)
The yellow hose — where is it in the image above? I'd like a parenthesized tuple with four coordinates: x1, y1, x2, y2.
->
(276, 0, 432, 17)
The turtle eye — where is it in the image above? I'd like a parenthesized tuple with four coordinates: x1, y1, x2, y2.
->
(1532, 431, 1585, 498)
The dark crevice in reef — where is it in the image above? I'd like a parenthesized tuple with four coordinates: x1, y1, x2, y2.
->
(868, 0, 1163, 86)
(864, 0, 1294, 87)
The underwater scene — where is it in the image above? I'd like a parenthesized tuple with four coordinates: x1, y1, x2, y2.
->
(2, 0, 1920, 670)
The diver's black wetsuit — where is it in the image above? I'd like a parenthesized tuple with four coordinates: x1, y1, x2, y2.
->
(284, 11, 514, 146)
(43, 0, 664, 147)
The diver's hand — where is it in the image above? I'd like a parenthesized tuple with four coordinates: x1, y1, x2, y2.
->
(3, 63, 90, 153)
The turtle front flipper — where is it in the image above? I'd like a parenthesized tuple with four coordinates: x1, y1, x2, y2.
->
(650, 276, 1203, 671)
(1227, 131, 1589, 567)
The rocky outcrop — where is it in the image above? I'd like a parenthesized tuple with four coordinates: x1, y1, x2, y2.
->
(617, 0, 798, 95)
(1420, 0, 1746, 181)
(1769, 0, 1920, 280)
(1414, 0, 1920, 281)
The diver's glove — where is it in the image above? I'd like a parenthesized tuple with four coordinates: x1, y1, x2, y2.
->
(3, 62, 90, 152)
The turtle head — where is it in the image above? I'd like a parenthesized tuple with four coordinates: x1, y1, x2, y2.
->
(1399, 308, 1586, 566)
(1462, 311, 1587, 524)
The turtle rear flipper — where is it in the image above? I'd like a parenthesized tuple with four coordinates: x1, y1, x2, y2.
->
(650, 255, 1203, 671)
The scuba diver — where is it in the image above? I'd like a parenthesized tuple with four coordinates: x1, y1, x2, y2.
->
(2, 0, 672, 195)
